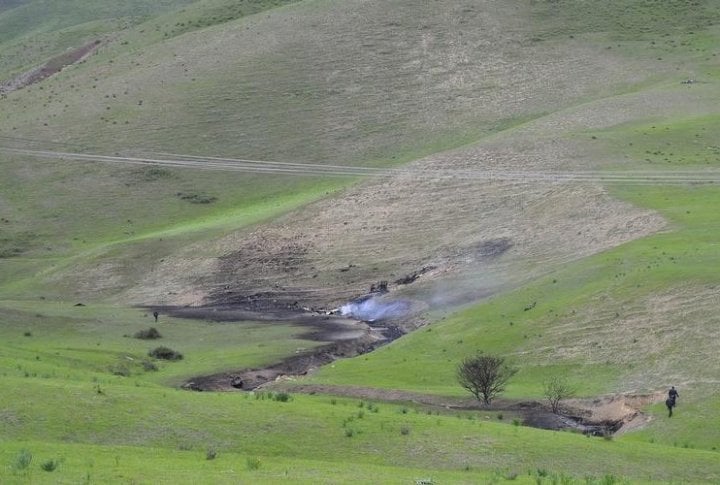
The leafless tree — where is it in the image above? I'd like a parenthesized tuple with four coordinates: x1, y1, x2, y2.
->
(457, 353, 517, 405)
(543, 375, 576, 414)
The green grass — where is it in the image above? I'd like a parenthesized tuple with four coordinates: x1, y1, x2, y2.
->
(532, 0, 720, 39)
(0, 157, 348, 299)
(0, 300, 324, 386)
(0, 441, 518, 484)
(1, 379, 719, 483)
(306, 106, 720, 452)
(2, 0, 720, 482)
(0, 0, 198, 78)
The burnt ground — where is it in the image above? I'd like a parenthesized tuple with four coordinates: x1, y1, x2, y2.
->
(157, 300, 408, 391)
(157, 295, 657, 436)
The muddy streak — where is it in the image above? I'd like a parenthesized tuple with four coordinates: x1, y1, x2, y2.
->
(153, 300, 659, 435)
(266, 384, 659, 435)
(153, 304, 405, 391)
(1, 40, 102, 94)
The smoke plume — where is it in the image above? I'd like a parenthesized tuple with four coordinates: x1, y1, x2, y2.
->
(340, 296, 410, 322)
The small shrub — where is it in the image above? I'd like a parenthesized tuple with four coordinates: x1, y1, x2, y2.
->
(109, 364, 130, 377)
(176, 192, 217, 204)
(506, 471, 519, 480)
(543, 375, 576, 414)
(400, 425, 411, 435)
(559, 473, 574, 485)
(40, 459, 59, 472)
(330, 398, 337, 405)
(512, 418, 521, 426)
(142, 360, 158, 372)
(206, 447, 217, 460)
(246, 457, 261, 470)
(148, 346, 183, 361)
(345, 428, 355, 438)
(23, 331, 32, 337)
(600, 475, 618, 485)
(13, 449, 32, 471)
(133, 327, 162, 340)
(273, 392, 291, 402)
(143, 166, 173, 181)
(496, 412, 504, 420)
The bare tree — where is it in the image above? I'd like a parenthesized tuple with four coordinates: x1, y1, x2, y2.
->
(543, 375, 576, 414)
(457, 353, 517, 405)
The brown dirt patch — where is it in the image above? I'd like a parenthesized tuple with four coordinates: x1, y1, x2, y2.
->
(0, 39, 101, 94)
(128, 130, 666, 311)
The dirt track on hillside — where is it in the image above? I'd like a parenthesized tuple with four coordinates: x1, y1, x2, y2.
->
(254, 380, 661, 435)
(162, 302, 413, 391)
(166, 301, 662, 436)
(0, 40, 101, 95)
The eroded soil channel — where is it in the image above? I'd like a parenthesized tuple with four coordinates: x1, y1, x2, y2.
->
(157, 300, 405, 392)
(158, 294, 657, 436)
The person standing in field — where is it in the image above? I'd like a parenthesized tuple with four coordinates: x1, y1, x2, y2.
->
(666, 386, 679, 417)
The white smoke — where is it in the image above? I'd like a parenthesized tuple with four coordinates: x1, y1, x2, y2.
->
(340, 296, 410, 322)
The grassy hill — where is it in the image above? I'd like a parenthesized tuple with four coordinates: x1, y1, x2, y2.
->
(1, 0, 720, 483)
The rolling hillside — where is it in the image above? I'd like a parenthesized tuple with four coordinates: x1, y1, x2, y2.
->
(1, 0, 720, 483)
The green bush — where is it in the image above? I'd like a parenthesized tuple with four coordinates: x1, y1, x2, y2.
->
(246, 457, 261, 470)
(148, 346, 183, 361)
(40, 459, 59, 472)
(109, 363, 131, 376)
(206, 447, 217, 460)
(134, 327, 162, 340)
(273, 392, 291, 402)
(176, 192, 217, 204)
(12, 449, 32, 471)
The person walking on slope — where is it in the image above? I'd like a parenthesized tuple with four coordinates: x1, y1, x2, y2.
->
(666, 386, 679, 417)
